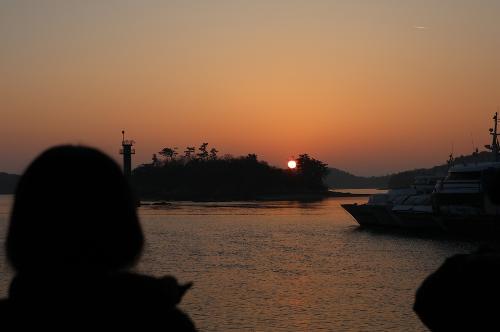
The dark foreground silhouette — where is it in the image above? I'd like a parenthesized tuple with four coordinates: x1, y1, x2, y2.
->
(414, 246, 500, 331)
(0, 146, 197, 330)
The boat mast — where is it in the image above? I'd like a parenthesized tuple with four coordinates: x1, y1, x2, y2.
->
(447, 153, 454, 169)
(485, 112, 500, 161)
(446, 142, 454, 169)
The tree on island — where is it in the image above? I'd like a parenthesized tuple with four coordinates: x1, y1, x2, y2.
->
(209, 148, 218, 160)
(184, 147, 196, 159)
(157, 144, 219, 164)
(159, 147, 178, 161)
(296, 153, 329, 190)
(197, 143, 209, 160)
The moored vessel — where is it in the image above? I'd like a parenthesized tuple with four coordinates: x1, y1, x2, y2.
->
(432, 114, 500, 236)
(343, 112, 500, 233)
(342, 176, 441, 229)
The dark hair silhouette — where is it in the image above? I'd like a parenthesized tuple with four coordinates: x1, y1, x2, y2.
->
(7, 145, 143, 273)
(1, 146, 196, 330)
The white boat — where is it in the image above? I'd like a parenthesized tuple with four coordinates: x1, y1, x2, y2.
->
(342, 176, 441, 229)
(432, 112, 500, 236)
(432, 162, 500, 234)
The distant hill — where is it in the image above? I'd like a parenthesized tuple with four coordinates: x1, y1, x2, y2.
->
(0, 173, 20, 194)
(325, 168, 390, 189)
(327, 151, 495, 189)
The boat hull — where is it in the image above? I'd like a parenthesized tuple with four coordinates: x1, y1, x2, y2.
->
(392, 211, 439, 229)
(341, 204, 399, 227)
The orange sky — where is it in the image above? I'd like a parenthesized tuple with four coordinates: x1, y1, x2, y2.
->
(1, 0, 499, 175)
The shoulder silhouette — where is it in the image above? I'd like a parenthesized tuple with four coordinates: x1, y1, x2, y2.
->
(414, 247, 500, 331)
(1, 145, 197, 330)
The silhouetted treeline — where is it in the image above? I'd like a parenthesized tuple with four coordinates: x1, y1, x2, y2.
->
(0, 173, 20, 194)
(132, 144, 329, 200)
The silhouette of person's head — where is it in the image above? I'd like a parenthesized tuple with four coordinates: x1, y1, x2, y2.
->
(414, 249, 500, 331)
(6, 145, 143, 274)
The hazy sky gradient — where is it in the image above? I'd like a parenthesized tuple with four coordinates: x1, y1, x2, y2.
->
(1, 0, 499, 175)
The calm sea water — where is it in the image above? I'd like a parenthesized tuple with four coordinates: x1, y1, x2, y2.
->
(0, 194, 475, 331)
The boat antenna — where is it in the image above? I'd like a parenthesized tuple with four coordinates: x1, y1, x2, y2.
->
(484, 110, 500, 161)
(447, 142, 454, 169)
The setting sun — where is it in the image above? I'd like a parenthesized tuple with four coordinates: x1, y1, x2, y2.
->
(287, 160, 297, 169)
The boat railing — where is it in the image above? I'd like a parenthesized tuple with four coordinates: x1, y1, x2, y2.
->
(438, 180, 482, 193)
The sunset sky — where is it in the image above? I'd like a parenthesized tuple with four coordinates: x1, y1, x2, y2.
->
(1, 0, 499, 176)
